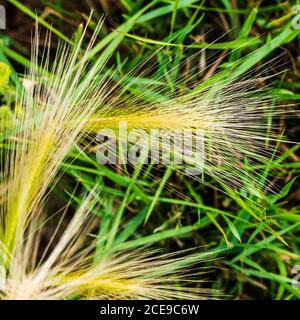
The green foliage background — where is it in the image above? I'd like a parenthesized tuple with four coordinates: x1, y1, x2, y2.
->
(1, 0, 300, 300)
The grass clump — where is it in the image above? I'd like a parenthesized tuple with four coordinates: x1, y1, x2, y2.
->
(0, 0, 299, 300)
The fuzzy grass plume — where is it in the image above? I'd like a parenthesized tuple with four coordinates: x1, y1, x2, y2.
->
(0, 189, 216, 300)
(0, 19, 117, 258)
(83, 56, 287, 202)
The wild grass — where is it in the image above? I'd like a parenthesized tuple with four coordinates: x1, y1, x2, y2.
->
(0, 0, 299, 300)
(0, 16, 219, 300)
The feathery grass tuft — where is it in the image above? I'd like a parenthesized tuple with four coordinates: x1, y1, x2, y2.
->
(1, 190, 217, 300)
(0, 18, 116, 258)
